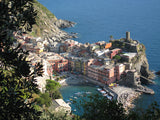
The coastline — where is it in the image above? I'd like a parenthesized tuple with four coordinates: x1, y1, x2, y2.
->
(59, 73, 142, 111)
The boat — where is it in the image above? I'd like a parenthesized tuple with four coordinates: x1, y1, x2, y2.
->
(97, 88, 102, 91)
(67, 102, 71, 105)
(74, 92, 82, 95)
(86, 92, 91, 94)
(100, 90, 106, 94)
(106, 95, 112, 100)
(66, 99, 70, 102)
(74, 97, 77, 99)
(103, 93, 108, 97)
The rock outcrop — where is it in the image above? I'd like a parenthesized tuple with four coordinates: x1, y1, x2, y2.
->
(156, 71, 160, 76)
(54, 19, 76, 29)
(131, 53, 154, 79)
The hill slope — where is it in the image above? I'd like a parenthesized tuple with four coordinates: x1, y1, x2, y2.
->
(30, 0, 75, 41)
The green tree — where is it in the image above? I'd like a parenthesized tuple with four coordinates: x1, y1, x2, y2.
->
(0, 0, 43, 119)
(110, 35, 113, 40)
(113, 55, 121, 63)
(36, 93, 51, 107)
(52, 90, 63, 99)
(76, 94, 126, 120)
(128, 102, 160, 120)
(46, 79, 61, 99)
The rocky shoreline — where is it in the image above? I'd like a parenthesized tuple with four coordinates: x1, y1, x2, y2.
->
(54, 19, 76, 29)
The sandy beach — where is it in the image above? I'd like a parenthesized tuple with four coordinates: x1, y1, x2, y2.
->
(59, 73, 86, 86)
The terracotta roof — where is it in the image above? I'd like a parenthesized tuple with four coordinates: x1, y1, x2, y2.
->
(93, 61, 103, 66)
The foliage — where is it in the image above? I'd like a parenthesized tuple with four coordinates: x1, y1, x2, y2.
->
(75, 94, 125, 120)
(75, 94, 160, 120)
(40, 110, 74, 120)
(113, 55, 121, 62)
(36, 93, 52, 107)
(52, 90, 63, 99)
(31, 0, 57, 37)
(33, 0, 56, 19)
(128, 102, 160, 120)
(46, 79, 61, 99)
(0, 0, 43, 119)
(110, 35, 113, 40)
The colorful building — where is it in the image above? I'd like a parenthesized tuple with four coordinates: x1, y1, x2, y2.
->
(115, 64, 125, 80)
(87, 59, 125, 85)
(98, 65, 116, 85)
(105, 43, 112, 49)
(87, 59, 103, 81)
(109, 48, 122, 59)
(47, 54, 68, 73)
(87, 65, 99, 81)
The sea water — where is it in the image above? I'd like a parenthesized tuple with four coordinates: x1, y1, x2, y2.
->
(59, 86, 99, 115)
(38, 0, 160, 110)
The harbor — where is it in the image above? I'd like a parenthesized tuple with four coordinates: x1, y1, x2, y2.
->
(59, 72, 143, 112)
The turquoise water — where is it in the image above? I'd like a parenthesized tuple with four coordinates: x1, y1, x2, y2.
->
(60, 86, 99, 114)
(38, 0, 160, 109)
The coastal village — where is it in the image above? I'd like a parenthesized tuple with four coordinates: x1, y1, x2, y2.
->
(13, 31, 154, 111)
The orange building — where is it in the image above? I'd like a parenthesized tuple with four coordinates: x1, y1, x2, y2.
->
(105, 43, 112, 49)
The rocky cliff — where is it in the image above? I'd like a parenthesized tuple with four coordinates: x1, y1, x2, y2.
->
(110, 38, 154, 81)
(30, 0, 76, 41)
(130, 47, 154, 80)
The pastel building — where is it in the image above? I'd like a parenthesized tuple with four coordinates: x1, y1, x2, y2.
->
(87, 60, 103, 81)
(115, 64, 125, 80)
(105, 43, 112, 49)
(109, 48, 122, 59)
(46, 54, 68, 73)
(87, 59, 125, 85)
(82, 60, 88, 75)
(88, 65, 100, 81)
(98, 65, 116, 85)
(67, 56, 93, 75)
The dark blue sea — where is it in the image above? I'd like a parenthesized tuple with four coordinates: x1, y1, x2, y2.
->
(38, 0, 160, 110)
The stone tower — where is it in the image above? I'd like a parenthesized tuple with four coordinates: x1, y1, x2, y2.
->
(126, 31, 130, 41)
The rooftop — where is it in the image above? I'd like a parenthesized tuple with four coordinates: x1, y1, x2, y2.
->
(54, 99, 71, 108)
(122, 52, 137, 58)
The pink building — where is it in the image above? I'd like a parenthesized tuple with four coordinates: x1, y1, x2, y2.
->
(109, 48, 122, 59)
(87, 60, 125, 85)
(98, 65, 116, 85)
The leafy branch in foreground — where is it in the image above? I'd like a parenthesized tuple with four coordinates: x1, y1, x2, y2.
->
(0, 0, 43, 119)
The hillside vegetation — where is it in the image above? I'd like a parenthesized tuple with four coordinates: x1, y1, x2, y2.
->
(30, 0, 75, 41)
(31, 0, 57, 37)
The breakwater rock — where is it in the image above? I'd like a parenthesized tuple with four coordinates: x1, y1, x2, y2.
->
(135, 85, 155, 94)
